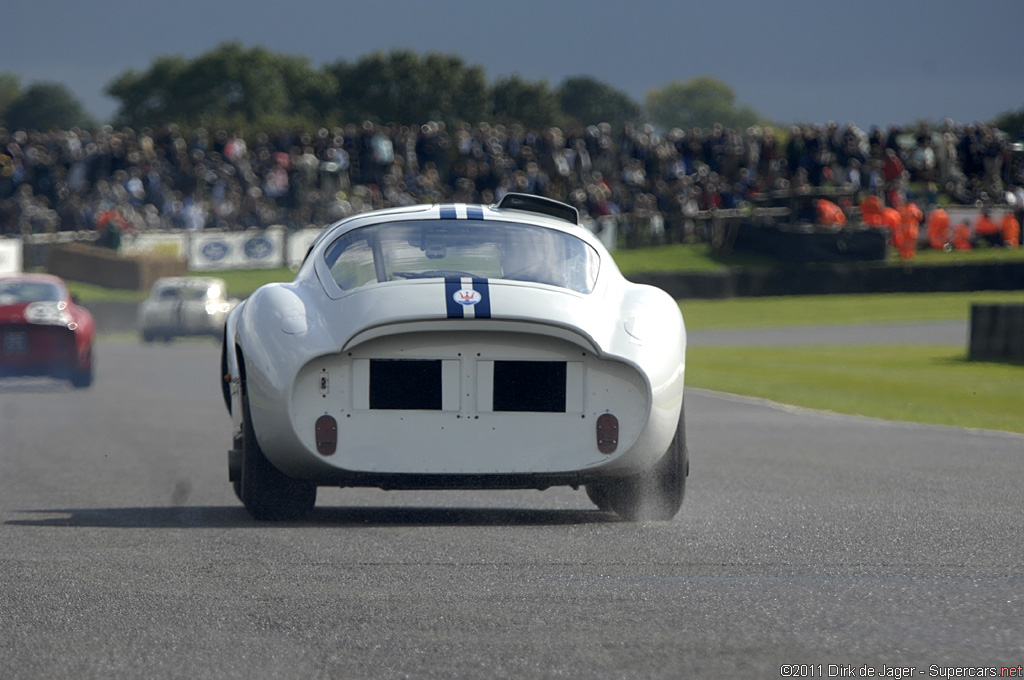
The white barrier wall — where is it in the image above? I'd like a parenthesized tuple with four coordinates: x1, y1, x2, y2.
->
(0, 238, 23, 274)
(120, 232, 188, 259)
(287, 228, 323, 268)
(581, 215, 618, 252)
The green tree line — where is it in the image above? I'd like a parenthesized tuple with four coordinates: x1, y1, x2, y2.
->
(1, 42, 768, 134)
(7, 42, 1023, 135)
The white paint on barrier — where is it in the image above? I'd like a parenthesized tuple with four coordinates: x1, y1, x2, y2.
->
(287, 228, 323, 268)
(120, 232, 187, 259)
(0, 238, 23, 274)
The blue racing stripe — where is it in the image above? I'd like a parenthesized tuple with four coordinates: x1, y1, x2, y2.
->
(466, 205, 484, 220)
(445, 277, 463, 318)
(472, 278, 491, 318)
(440, 204, 457, 219)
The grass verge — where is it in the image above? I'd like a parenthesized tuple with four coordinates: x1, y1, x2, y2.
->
(613, 240, 1024, 274)
(679, 291, 1024, 329)
(687, 344, 1024, 434)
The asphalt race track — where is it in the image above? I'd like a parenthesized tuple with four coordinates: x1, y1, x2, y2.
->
(1, 334, 1022, 679)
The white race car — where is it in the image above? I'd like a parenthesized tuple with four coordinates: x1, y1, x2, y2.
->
(222, 194, 687, 521)
(139, 277, 237, 342)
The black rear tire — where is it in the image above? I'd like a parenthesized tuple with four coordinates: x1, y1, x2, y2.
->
(607, 402, 688, 522)
(239, 389, 316, 521)
(70, 350, 94, 389)
(585, 483, 614, 511)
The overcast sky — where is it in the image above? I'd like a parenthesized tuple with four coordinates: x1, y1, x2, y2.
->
(7, 0, 1024, 130)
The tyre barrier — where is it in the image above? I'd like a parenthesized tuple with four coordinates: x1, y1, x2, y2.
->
(969, 304, 1024, 362)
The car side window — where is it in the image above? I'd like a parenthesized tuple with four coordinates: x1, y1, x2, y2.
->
(324, 235, 380, 290)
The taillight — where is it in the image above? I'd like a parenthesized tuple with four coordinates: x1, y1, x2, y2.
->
(596, 413, 618, 454)
(315, 415, 337, 456)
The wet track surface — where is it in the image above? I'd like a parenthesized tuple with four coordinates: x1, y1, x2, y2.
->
(1, 333, 1022, 678)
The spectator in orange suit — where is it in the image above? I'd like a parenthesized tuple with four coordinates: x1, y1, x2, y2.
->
(816, 198, 846, 226)
(926, 207, 950, 250)
(974, 208, 1000, 247)
(881, 206, 902, 243)
(951, 221, 973, 251)
(999, 211, 1020, 247)
(894, 203, 922, 260)
(859, 194, 884, 227)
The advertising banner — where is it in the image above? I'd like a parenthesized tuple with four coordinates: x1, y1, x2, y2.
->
(189, 229, 285, 270)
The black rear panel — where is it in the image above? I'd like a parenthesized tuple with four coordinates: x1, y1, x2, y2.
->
(493, 361, 566, 413)
(369, 359, 443, 410)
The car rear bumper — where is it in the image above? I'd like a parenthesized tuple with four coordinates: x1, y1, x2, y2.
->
(252, 325, 679, 483)
(0, 324, 83, 376)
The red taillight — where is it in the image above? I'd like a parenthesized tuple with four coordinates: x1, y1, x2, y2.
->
(596, 413, 618, 454)
(315, 415, 337, 456)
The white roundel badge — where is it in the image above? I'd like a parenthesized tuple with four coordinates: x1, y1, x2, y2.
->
(453, 289, 482, 306)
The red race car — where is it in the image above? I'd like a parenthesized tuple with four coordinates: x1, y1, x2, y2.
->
(0, 273, 95, 388)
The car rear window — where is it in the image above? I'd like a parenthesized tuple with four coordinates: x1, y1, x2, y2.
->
(323, 220, 600, 294)
(0, 280, 63, 304)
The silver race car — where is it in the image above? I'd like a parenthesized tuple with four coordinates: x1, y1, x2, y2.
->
(139, 277, 237, 342)
(222, 194, 687, 521)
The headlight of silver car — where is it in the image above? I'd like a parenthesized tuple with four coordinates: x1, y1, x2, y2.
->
(205, 301, 232, 315)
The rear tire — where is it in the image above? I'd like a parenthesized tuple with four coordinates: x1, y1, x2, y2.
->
(606, 402, 688, 522)
(70, 350, 94, 389)
(585, 484, 614, 511)
(239, 389, 316, 521)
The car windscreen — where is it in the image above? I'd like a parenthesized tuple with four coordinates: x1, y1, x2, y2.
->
(323, 220, 600, 294)
(0, 280, 64, 305)
(155, 284, 220, 301)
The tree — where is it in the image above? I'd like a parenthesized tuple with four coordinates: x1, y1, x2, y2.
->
(0, 72, 22, 126)
(422, 52, 487, 124)
(106, 55, 189, 127)
(645, 76, 760, 130)
(991, 106, 1024, 138)
(557, 75, 640, 128)
(4, 82, 93, 130)
(106, 42, 334, 128)
(490, 74, 559, 129)
(327, 50, 487, 125)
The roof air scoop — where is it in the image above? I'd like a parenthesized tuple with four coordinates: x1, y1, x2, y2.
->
(495, 193, 579, 225)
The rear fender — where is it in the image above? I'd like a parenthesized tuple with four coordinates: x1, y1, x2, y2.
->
(221, 302, 246, 416)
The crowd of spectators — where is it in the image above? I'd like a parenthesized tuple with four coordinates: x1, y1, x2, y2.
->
(2, 118, 1023, 247)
